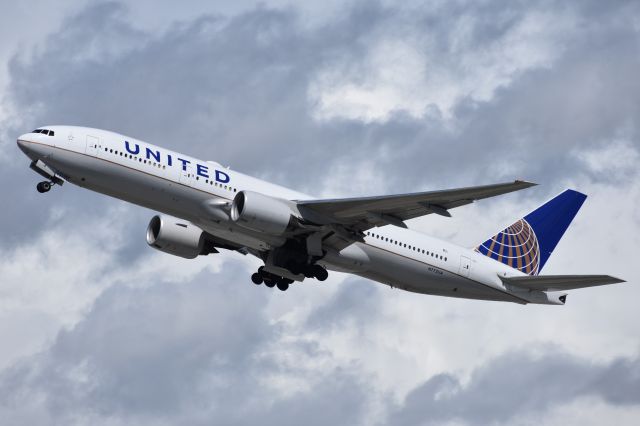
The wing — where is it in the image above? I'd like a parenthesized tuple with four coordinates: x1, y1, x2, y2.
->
(295, 180, 536, 252)
(298, 180, 535, 228)
(500, 275, 625, 291)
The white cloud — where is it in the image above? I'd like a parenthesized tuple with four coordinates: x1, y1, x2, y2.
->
(267, 157, 640, 408)
(0, 201, 239, 371)
(1, 1, 639, 424)
(575, 139, 639, 179)
(308, 10, 575, 123)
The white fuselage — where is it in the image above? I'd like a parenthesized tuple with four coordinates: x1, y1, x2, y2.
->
(17, 126, 561, 305)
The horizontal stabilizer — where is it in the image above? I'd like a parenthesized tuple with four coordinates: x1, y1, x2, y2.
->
(500, 275, 625, 291)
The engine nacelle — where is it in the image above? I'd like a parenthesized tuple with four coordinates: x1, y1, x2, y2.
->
(146, 215, 206, 259)
(230, 190, 295, 235)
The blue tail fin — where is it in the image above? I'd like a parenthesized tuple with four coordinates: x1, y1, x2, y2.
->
(475, 189, 587, 275)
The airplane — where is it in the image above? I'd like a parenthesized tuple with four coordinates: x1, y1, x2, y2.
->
(16, 126, 625, 305)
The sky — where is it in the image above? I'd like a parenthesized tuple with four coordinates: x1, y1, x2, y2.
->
(0, 0, 638, 425)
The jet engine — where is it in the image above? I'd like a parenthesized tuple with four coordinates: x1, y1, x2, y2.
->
(146, 215, 213, 259)
(230, 191, 296, 235)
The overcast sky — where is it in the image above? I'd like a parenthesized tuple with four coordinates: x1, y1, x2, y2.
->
(0, 1, 639, 425)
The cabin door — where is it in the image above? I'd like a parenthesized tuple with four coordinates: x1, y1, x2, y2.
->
(459, 256, 471, 277)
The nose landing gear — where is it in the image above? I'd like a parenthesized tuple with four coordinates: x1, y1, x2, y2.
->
(36, 181, 53, 193)
(30, 160, 64, 193)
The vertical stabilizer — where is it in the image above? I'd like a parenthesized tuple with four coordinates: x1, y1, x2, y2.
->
(475, 190, 587, 275)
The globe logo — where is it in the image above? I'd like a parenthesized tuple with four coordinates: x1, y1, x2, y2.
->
(476, 219, 540, 275)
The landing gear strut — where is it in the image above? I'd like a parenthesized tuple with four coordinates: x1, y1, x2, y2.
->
(36, 181, 52, 193)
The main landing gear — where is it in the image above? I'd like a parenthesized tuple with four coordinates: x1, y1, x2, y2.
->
(251, 264, 329, 291)
(251, 267, 294, 291)
(286, 263, 328, 281)
(36, 181, 53, 193)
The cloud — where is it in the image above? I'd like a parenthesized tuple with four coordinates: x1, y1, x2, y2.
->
(309, 5, 574, 122)
(0, 265, 372, 425)
(388, 348, 640, 426)
(3, 291, 639, 426)
(4, 0, 638, 196)
(0, 0, 638, 425)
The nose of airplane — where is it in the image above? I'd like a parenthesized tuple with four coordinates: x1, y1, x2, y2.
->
(17, 134, 31, 154)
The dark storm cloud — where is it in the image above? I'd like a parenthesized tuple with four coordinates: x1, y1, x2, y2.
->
(389, 349, 640, 425)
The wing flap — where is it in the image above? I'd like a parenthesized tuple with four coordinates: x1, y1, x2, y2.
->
(501, 275, 625, 291)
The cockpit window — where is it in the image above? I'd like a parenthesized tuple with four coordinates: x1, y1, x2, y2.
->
(32, 129, 54, 136)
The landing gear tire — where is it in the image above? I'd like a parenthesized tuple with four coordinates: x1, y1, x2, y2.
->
(313, 265, 329, 281)
(264, 279, 276, 288)
(303, 267, 315, 279)
(251, 273, 263, 285)
(276, 281, 289, 291)
(36, 181, 52, 193)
